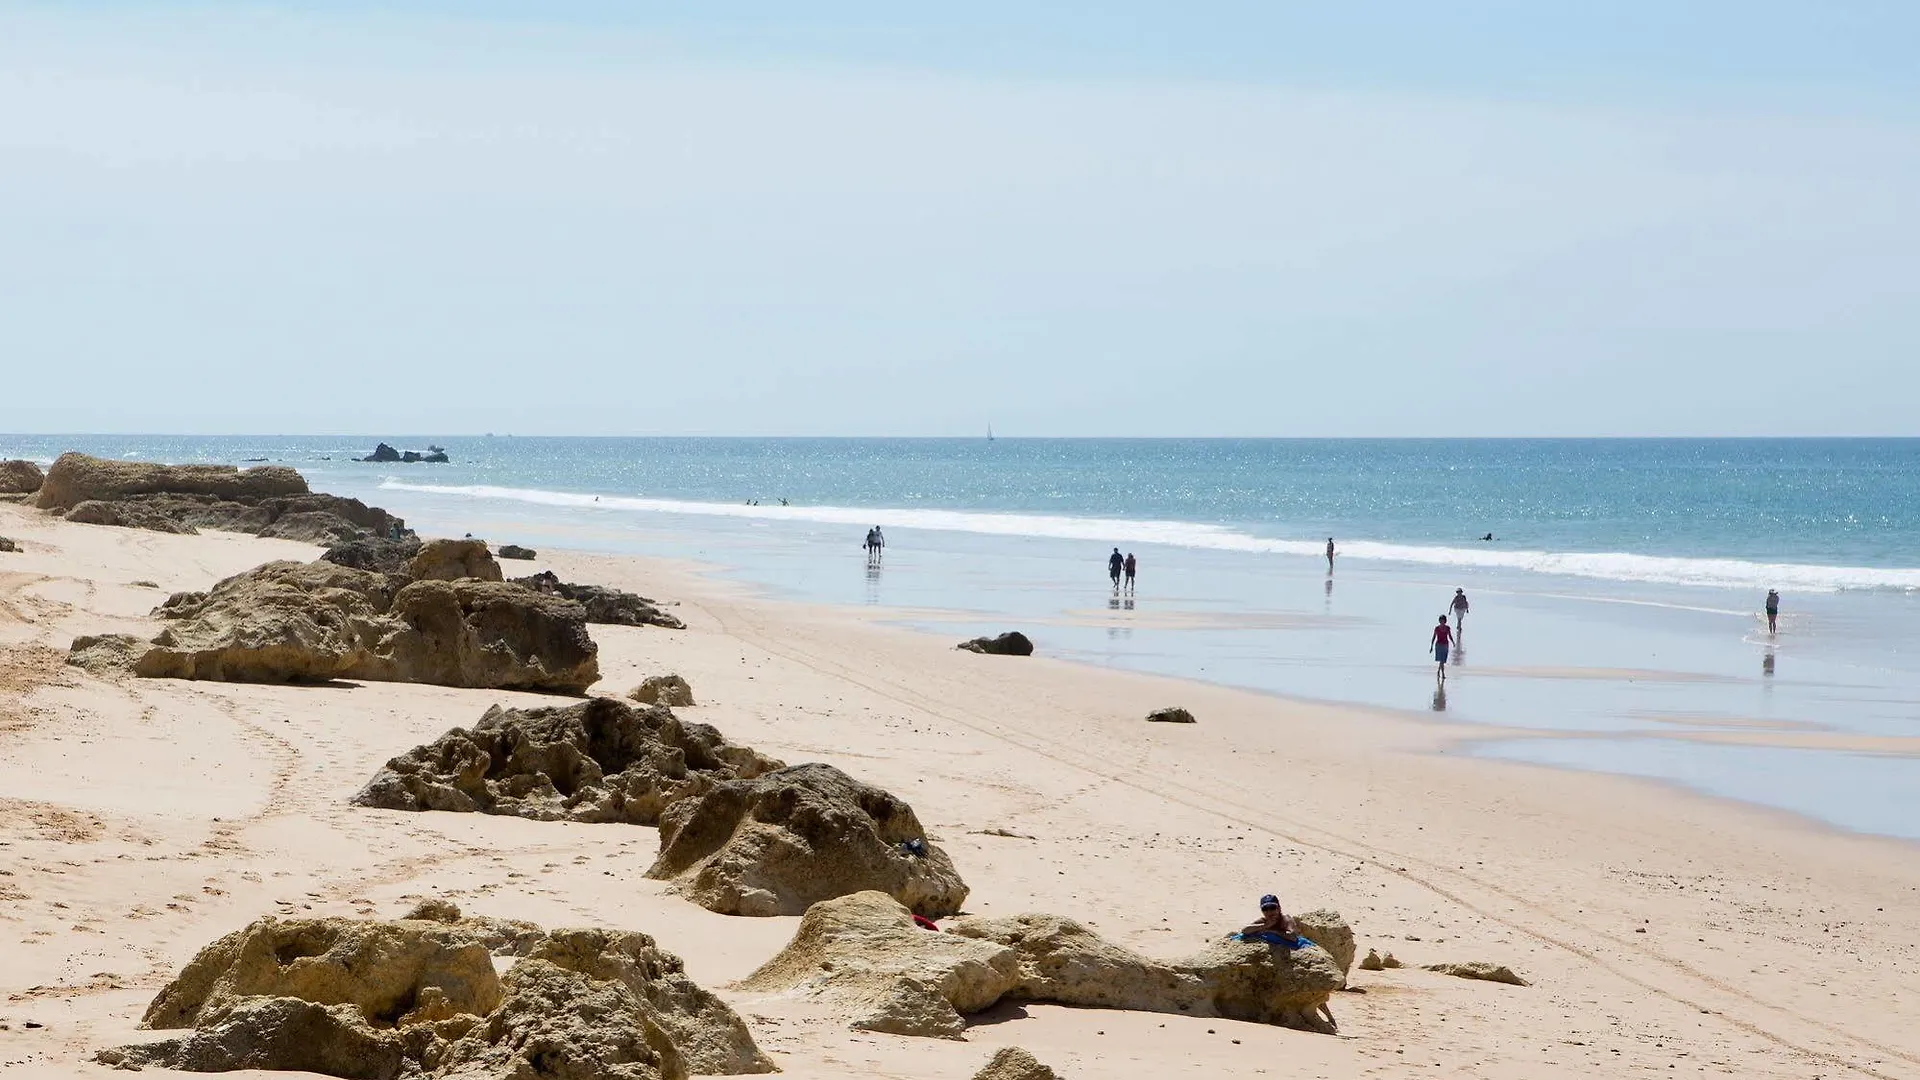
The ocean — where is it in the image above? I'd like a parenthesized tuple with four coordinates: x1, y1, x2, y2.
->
(7, 435, 1919, 839)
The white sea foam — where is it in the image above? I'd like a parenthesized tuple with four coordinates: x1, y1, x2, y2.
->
(377, 480, 1920, 594)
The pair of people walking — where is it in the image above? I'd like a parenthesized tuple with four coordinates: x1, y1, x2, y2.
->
(1429, 588, 1470, 680)
(1107, 548, 1137, 593)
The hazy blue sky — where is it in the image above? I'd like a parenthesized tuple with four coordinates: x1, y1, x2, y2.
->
(2, 2, 1916, 436)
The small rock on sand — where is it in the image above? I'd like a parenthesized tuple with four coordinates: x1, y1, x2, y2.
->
(630, 674, 695, 707)
(497, 544, 537, 560)
(972, 1046, 1061, 1080)
(0, 537, 18, 553)
(957, 631, 1034, 656)
(1423, 961, 1527, 985)
(1146, 707, 1196, 724)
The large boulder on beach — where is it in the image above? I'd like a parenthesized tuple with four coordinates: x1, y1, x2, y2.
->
(84, 558, 600, 693)
(647, 763, 969, 918)
(738, 891, 1020, 1039)
(407, 538, 503, 582)
(34, 452, 307, 511)
(353, 696, 782, 824)
(99, 908, 773, 1079)
(957, 632, 1033, 656)
(31, 453, 409, 542)
(0, 459, 43, 495)
(743, 891, 1347, 1038)
(1293, 909, 1356, 982)
(511, 570, 685, 629)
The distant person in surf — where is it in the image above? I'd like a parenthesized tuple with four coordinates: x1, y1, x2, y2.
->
(1765, 589, 1780, 635)
(1450, 588, 1470, 631)
(1108, 548, 1124, 590)
(1430, 615, 1453, 680)
(1326, 537, 1335, 573)
(1480, 533, 1495, 542)
(864, 527, 885, 565)
(1123, 552, 1137, 593)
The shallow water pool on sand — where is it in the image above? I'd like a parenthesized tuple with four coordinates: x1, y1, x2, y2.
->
(1471, 737, 1920, 840)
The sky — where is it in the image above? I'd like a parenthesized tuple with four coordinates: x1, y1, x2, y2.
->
(1, 2, 1916, 437)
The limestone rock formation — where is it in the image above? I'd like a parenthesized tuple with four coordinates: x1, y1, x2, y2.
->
(947, 913, 1198, 1011)
(738, 891, 1020, 1038)
(0, 458, 44, 494)
(98, 907, 773, 1079)
(648, 763, 969, 918)
(33, 453, 409, 542)
(973, 1047, 1061, 1080)
(408, 538, 503, 582)
(353, 696, 781, 825)
(743, 891, 1348, 1037)
(1292, 909, 1356, 981)
(74, 558, 600, 693)
(321, 535, 422, 574)
(630, 674, 695, 707)
(957, 632, 1033, 656)
(1146, 707, 1196, 723)
(35, 452, 307, 511)
(512, 570, 686, 629)
(1423, 961, 1528, 986)
(496, 543, 536, 560)
(65, 498, 195, 533)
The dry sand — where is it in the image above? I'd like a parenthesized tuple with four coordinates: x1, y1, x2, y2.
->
(2, 502, 1918, 1079)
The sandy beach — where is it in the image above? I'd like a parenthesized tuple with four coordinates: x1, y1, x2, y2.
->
(3, 500, 1919, 1079)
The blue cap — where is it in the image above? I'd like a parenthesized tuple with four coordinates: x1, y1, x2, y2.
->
(1259, 894, 1280, 909)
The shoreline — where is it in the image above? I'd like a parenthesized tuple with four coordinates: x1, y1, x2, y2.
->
(3, 502, 1919, 1077)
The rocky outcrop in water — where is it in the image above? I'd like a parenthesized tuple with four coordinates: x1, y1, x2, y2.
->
(96, 903, 772, 1079)
(34, 453, 410, 543)
(741, 891, 1347, 1038)
(957, 632, 1034, 656)
(352, 696, 781, 824)
(511, 570, 685, 629)
(0, 459, 44, 495)
(360, 443, 449, 463)
(646, 763, 969, 918)
(70, 558, 599, 693)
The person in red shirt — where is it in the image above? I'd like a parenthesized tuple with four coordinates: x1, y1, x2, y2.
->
(1430, 615, 1453, 680)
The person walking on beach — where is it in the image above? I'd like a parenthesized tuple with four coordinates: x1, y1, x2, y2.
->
(1450, 588, 1470, 632)
(1430, 615, 1453, 681)
(1765, 589, 1780, 635)
(1325, 537, 1336, 573)
(1108, 548, 1124, 590)
(864, 526, 885, 565)
(1123, 552, 1137, 594)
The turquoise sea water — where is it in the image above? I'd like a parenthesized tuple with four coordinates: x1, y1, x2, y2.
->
(6, 435, 1919, 839)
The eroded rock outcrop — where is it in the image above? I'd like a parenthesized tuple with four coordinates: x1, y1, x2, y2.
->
(34, 453, 410, 543)
(957, 632, 1033, 656)
(353, 697, 781, 824)
(630, 674, 695, 707)
(35, 452, 308, 510)
(741, 891, 1347, 1037)
(321, 536, 422, 575)
(0, 459, 44, 495)
(512, 570, 685, 629)
(648, 763, 968, 918)
(408, 538, 503, 583)
(97, 905, 772, 1079)
(73, 558, 599, 693)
